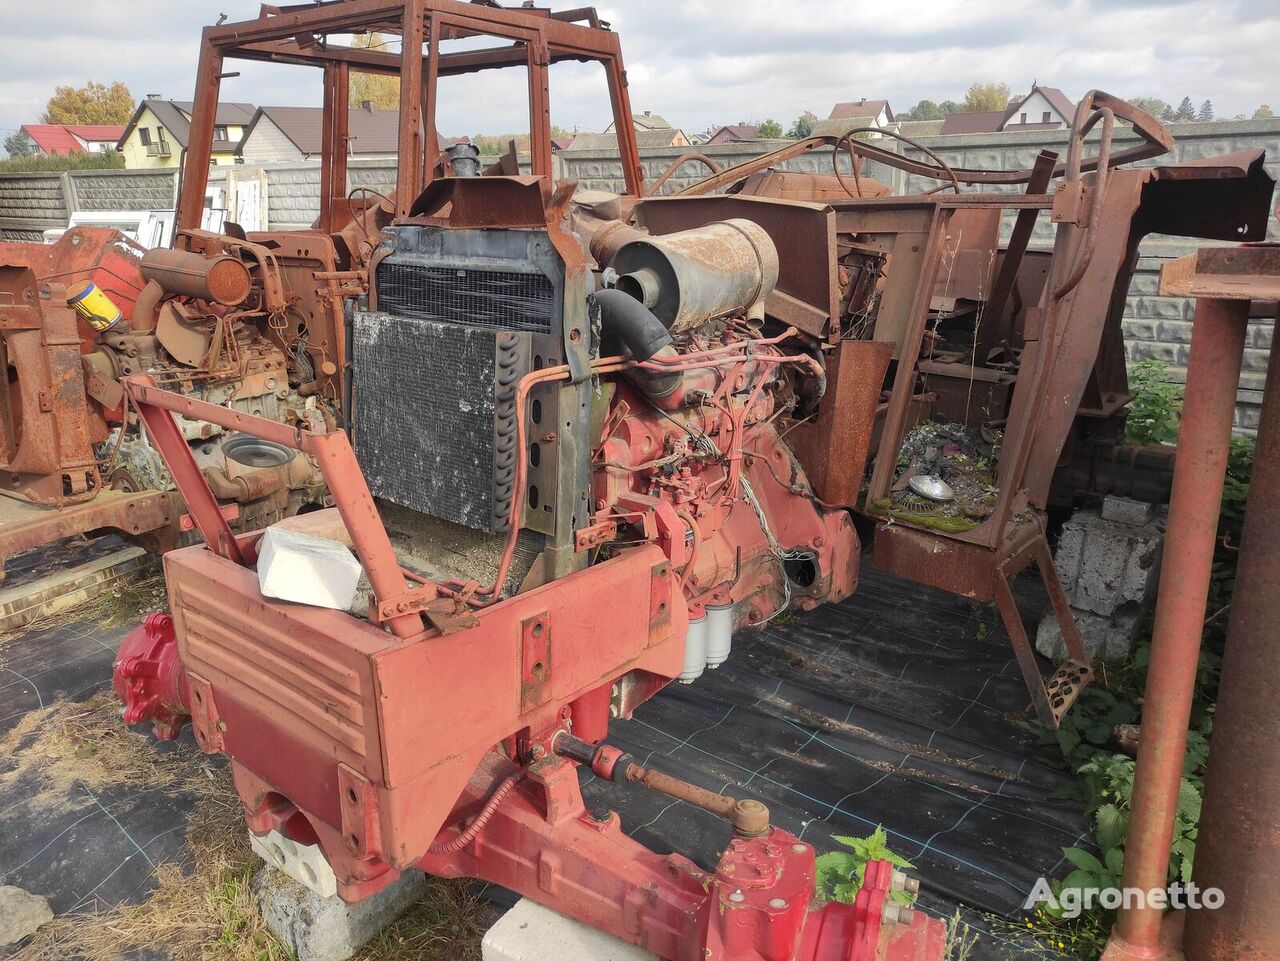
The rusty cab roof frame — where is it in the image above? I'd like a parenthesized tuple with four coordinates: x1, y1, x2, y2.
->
(176, 0, 645, 233)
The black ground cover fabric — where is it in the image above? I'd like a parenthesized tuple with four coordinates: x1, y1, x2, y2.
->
(1, 556, 1087, 958)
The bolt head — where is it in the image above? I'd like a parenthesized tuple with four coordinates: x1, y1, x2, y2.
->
(769, 898, 786, 909)
(729, 891, 745, 903)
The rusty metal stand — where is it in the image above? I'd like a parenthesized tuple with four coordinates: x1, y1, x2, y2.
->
(1104, 246, 1279, 961)
(1180, 253, 1280, 961)
(993, 530, 1093, 726)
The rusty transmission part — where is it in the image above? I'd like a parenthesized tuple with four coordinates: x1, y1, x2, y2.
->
(553, 732, 771, 836)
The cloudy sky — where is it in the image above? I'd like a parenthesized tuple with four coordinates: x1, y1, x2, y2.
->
(1, 0, 1277, 144)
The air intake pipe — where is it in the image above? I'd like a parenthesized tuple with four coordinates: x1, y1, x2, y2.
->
(588, 288, 682, 400)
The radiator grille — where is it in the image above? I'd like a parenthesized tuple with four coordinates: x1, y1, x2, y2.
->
(352, 312, 499, 531)
(376, 261, 554, 333)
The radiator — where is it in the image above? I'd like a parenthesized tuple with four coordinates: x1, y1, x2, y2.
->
(354, 229, 560, 535)
(352, 311, 504, 531)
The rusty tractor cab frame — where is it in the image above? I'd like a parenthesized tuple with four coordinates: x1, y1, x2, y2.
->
(656, 98, 1275, 726)
(174, 0, 644, 240)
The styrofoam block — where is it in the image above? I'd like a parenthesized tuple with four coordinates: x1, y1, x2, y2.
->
(483, 898, 658, 961)
(251, 828, 339, 898)
(257, 526, 363, 611)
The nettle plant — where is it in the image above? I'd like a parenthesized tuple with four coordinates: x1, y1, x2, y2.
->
(1124, 359, 1183, 445)
(815, 826, 917, 906)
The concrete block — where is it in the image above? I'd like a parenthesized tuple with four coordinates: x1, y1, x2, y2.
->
(253, 866, 428, 961)
(1040, 505, 1165, 662)
(1074, 527, 1161, 618)
(1036, 604, 1145, 663)
(483, 898, 658, 961)
(257, 525, 362, 610)
(1101, 495, 1155, 527)
(1054, 510, 1162, 618)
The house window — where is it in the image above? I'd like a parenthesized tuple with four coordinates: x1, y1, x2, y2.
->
(139, 128, 151, 146)
(1043, 111, 1052, 123)
(1020, 112, 1027, 124)
(214, 125, 229, 141)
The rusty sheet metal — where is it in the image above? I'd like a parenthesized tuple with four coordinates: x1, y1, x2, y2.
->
(789, 340, 892, 506)
(1139, 149, 1274, 242)
(1021, 159, 1277, 508)
(0, 227, 145, 333)
(0, 266, 103, 505)
(732, 168, 893, 201)
(1159, 243, 1280, 300)
(916, 360, 1014, 425)
(934, 207, 1001, 304)
(0, 488, 177, 576)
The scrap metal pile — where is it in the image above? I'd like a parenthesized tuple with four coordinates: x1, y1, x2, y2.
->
(1, 2, 1273, 960)
(0, 223, 355, 572)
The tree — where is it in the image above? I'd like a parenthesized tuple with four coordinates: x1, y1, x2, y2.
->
(1160, 104, 1176, 122)
(348, 33, 400, 109)
(3, 131, 34, 158)
(1174, 97, 1196, 121)
(787, 111, 817, 138)
(938, 100, 962, 116)
(1254, 105, 1275, 119)
(901, 99, 947, 122)
(757, 118, 783, 139)
(1128, 97, 1167, 118)
(41, 80, 134, 125)
(1197, 100, 1214, 122)
(963, 82, 1011, 113)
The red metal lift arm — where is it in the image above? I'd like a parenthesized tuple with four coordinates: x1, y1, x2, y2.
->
(122, 375, 425, 638)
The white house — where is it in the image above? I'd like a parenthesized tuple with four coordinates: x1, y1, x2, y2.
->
(1001, 85, 1076, 130)
(811, 99, 895, 138)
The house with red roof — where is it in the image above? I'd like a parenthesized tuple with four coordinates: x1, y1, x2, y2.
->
(15, 124, 125, 156)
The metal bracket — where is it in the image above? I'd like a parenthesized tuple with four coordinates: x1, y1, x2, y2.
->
(186, 673, 225, 753)
(520, 611, 552, 711)
(575, 519, 618, 552)
(1051, 180, 1087, 225)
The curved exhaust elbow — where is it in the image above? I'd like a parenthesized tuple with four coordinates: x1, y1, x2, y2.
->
(589, 288, 683, 402)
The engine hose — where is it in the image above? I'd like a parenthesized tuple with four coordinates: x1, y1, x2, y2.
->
(426, 774, 520, 855)
(589, 288, 673, 364)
